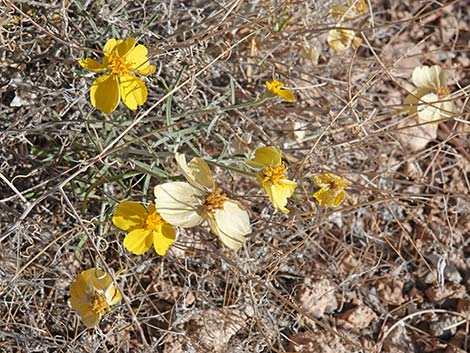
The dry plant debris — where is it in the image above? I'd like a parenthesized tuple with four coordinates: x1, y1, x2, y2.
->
(1, 0, 469, 352)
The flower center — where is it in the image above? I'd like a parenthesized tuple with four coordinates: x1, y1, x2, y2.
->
(144, 209, 164, 231)
(205, 188, 228, 213)
(90, 293, 110, 316)
(108, 52, 130, 76)
(268, 80, 283, 94)
(262, 163, 288, 185)
(436, 86, 450, 99)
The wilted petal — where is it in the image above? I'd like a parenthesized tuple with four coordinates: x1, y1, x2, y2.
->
(245, 146, 282, 169)
(119, 74, 147, 111)
(154, 182, 205, 228)
(209, 200, 250, 250)
(104, 283, 122, 306)
(123, 228, 153, 255)
(327, 29, 356, 52)
(416, 92, 443, 122)
(412, 65, 445, 90)
(175, 152, 214, 191)
(112, 201, 147, 232)
(90, 73, 120, 114)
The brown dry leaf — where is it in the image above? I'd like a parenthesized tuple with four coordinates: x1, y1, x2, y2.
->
(185, 308, 246, 352)
(382, 323, 414, 353)
(289, 331, 348, 353)
(425, 283, 467, 304)
(337, 305, 377, 331)
(298, 278, 338, 319)
(376, 279, 406, 306)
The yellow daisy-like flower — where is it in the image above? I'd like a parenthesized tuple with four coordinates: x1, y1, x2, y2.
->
(112, 201, 176, 256)
(404, 65, 454, 123)
(312, 173, 350, 208)
(245, 146, 297, 214)
(79, 37, 156, 114)
(154, 153, 251, 250)
(70, 268, 122, 328)
(265, 80, 295, 102)
(327, 29, 362, 52)
(330, 0, 368, 19)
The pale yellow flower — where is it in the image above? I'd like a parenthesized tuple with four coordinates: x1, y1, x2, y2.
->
(313, 173, 350, 208)
(154, 153, 251, 250)
(112, 201, 175, 256)
(79, 38, 156, 114)
(70, 268, 122, 328)
(404, 65, 454, 123)
(327, 29, 362, 52)
(330, 0, 368, 19)
(245, 146, 297, 214)
(265, 80, 295, 102)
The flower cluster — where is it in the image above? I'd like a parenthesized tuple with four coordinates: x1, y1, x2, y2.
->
(76, 39, 461, 331)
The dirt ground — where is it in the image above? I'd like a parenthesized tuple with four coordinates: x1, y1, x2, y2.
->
(1, 0, 469, 352)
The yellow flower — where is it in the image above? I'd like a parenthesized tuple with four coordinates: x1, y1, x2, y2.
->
(330, 0, 368, 19)
(312, 173, 350, 208)
(154, 153, 251, 250)
(70, 268, 122, 328)
(404, 65, 454, 123)
(112, 201, 175, 256)
(327, 29, 362, 52)
(79, 37, 156, 114)
(245, 146, 297, 214)
(265, 80, 295, 102)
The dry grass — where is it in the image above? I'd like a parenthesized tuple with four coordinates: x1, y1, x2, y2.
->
(1, 0, 469, 352)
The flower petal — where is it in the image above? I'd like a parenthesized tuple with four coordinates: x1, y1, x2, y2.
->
(209, 200, 250, 250)
(103, 38, 121, 56)
(416, 92, 443, 122)
(245, 146, 283, 169)
(126, 44, 156, 76)
(115, 37, 137, 57)
(333, 190, 347, 207)
(412, 65, 445, 90)
(70, 270, 93, 307)
(403, 88, 433, 107)
(277, 89, 295, 102)
(154, 182, 205, 227)
(112, 201, 147, 232)
(90, 73, 120, 114)
(123, 229, 153, 255)
(175, 152, 214, 191)
(327, 29, 356, 52)
(79, 58, 108, 72)
(119, 74, 147, 111)
(265, 179, 297, 214)
(81, 309, 101, 328)
(105, 284, 122, 306)
(153, 225, 176, 256)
